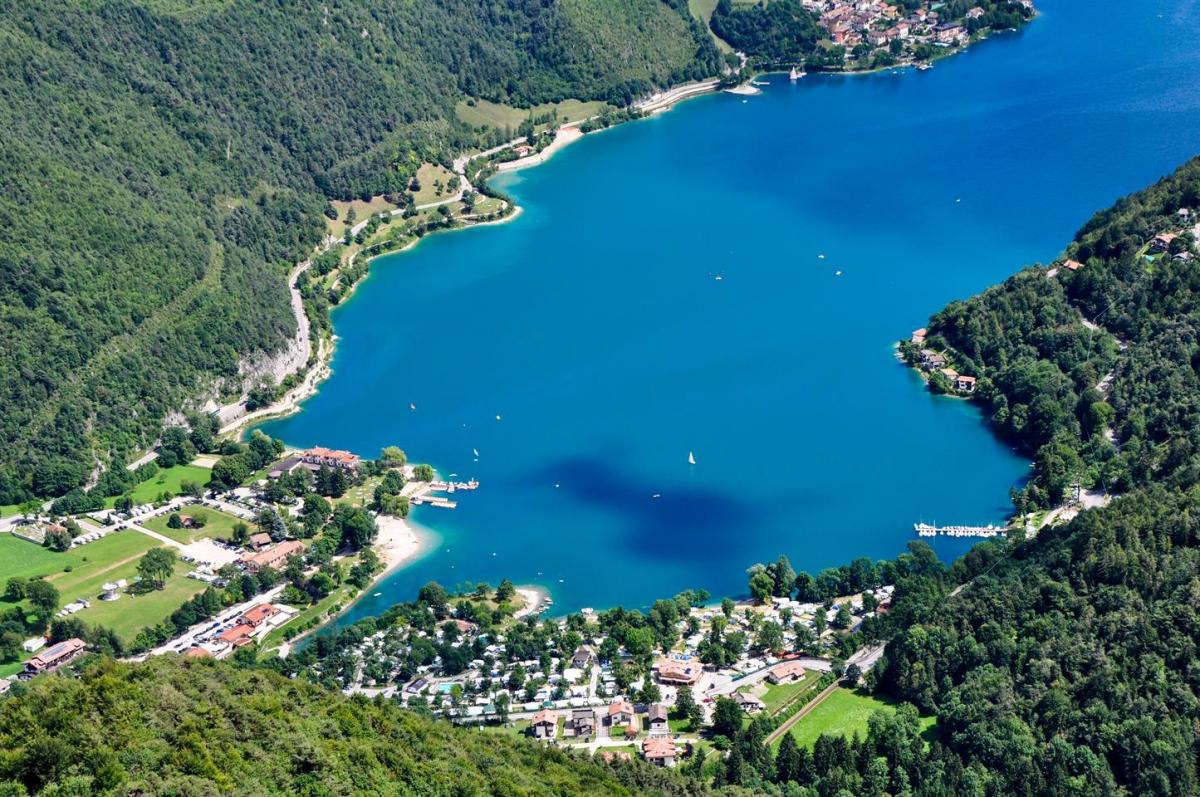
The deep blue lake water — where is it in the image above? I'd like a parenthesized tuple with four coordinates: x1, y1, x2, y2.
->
(261, 0, 1200, 619)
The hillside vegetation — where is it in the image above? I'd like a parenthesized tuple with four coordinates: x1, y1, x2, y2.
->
(0, 656, 717, 796)
(0, 0, 720, 503)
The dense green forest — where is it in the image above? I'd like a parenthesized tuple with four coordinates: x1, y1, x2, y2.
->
(0, 0, 720, 503)
(0, 656, 722, 796)
(908, 157, 1200, 509)
(710, 0, 824, 63)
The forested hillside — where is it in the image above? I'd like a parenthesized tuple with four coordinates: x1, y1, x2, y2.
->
(0, 656, 718, 796)
(0, 0, 720, 503)
(909, 158, 1200, 509)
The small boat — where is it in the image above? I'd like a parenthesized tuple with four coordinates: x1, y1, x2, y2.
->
(835, 270, 843, 276)
(473, 448, 479, 457)
(818, 253, 825, 259)
(917, 63, 932, 71)
(409, 403, 416, 410)
(651, 493, 661, 499)
(688, 451, 696, 466)
(373, 592, 381, 597)
(789, 67, 806, 80)
(495, 414, 502, 421)
(714, 275, 723, 281)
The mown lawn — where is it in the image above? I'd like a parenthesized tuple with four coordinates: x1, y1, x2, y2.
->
(785, 687, 937, 748)
(1, 530, 207, 643)
(0, 534, 80, 583)
(761, 672, 818, 714)
(141, 506, 246, 544)
(105, 464, 212, 507)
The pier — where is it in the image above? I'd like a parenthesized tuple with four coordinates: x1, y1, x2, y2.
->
(914, 523, 1006, 539)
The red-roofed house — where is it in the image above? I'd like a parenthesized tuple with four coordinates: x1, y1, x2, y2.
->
(241, 540, 305, 572)
(642, 737, 678, 767)
(767, 661, 808, 684)
(1150, 232, 1179, 253)
(1063, 259, 1085, 271)
(656, 659, 701, 686)
(241, 604, 279, 628)
(21, 638, 85, 678)
(955, 375, 977, 393)
(301, 447, 360, 472)
(217, 624, 256, 648)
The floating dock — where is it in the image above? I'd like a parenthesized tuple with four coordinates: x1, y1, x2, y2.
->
(914, 523, 1005, 539)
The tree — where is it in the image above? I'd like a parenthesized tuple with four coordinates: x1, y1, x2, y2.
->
(494, 691, 510, 723)
(27, 580, 60, 626)
(674, 685, 703, 729)
(495, 579, 516, 603)
(712, 696, 742, 740)
(380, 446, 407, 467)
(137, 548, 177, 590)
(412, 464, 435, 482)
(418, 582, 450, 617)
(4, 577, 29, 602)
(749, 570, 774, 603)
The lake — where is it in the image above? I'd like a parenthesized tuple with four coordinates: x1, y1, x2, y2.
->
(260, 0, 1200, 618)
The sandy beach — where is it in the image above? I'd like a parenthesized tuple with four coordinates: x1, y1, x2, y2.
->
(373, 513, 437, 576)
(514, 585, 550, 618)
(497, 126, 583, 172)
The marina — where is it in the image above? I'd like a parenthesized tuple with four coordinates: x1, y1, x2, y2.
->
(914, 523, 1006, 539)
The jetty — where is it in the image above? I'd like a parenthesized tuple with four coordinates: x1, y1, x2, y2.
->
(914, 523, 1006, 539)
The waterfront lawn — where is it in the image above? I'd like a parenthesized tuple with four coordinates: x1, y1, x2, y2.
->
(105, 464, 212, 508)
(0, 533, 80, 583)
(785, 688, 937, 749)
(140, 507, 245, 544)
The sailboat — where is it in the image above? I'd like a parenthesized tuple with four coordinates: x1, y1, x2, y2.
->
(688, 451, 696, 466)
(473, 448, 479, 458)
(789, 67, 806, 80)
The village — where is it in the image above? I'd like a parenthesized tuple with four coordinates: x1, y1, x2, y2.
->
(0, 441, 473, 679)
(300, 580, 897, 768)
(800, 0, 1035, 69)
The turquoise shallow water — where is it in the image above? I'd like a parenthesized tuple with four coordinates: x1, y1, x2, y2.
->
(261, 0, 1200, 618)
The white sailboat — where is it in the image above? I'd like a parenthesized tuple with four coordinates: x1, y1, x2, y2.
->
(688, 451, 696, 466)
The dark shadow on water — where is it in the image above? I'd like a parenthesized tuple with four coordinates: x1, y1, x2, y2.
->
(518, 455, 802, 564)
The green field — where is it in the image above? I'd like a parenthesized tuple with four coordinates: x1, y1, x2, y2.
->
(0, 529, 208, 643)
(105, 464, 212, 508)
(140, 506, 246, 544)
(455, 98, 611, 131)
(687, 0, 734, 52)
(760, 672, 819, 714)
(785, 688, 937, 749)
(0, 534, 81, 583)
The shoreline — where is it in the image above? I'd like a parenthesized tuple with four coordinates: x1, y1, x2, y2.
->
(222, 25, 1027, 632)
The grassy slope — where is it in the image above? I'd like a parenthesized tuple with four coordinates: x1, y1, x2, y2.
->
(786, 687, 937, 748)
(103, 464, 212, 508)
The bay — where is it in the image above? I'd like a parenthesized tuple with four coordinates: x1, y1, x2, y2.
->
(260, 0, 1200, 619)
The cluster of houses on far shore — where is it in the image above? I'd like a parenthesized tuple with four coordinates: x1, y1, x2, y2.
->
(910, 328, 977, 394)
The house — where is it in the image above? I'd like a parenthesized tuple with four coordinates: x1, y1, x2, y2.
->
(178, 515, 198, 529)
(940, 367, 959, 381)
(647, 704, 670, 735)
(910, 328, 927, 345)
(217, 624, 256, 649)
(571, 644, 596, 669)
(241, 540, 305, 572)
(21, 638, 85, 678)
(267, 456, 304, 479)
(966, 6, 985, 19)
(935, 23, 964, 43)
(1150, 232, 1179, 253)
(241, 603, 279, 628)
(570, 708, 596, 738)
(642, 737, 678, 767)
(530, 709, 557, 739)
(607, 699, 636, 731)
(1063, 259, 1085, 271)
(301, 446, 360, 472)
(184, 646, 213, 659)
(767, 661, 807, 684)
(247, 532, 273, 550)
(656, 659, 702, 686)
(920, 350, 947, 370)
(956, 375, 977, 393)
(731, 690, 765, 714)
